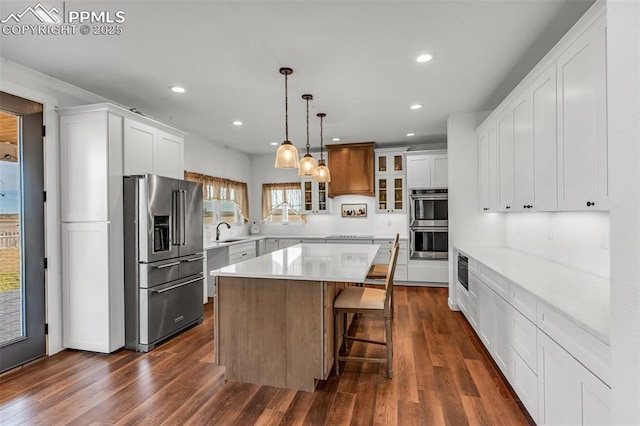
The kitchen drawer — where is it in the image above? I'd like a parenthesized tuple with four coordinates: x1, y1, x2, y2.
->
(537, 302, 611, 385)
(279, 238, 302, 249)
(468, 257, 479, 275)
(511, 306, 537, 373)
(397, 248, 408, 265)
(229, 241, 256, 256)
(510, 347, 538, 422)
(509, 284, 536, 322)
(180, 253, 205, 278)
(373, 238, 394, 249)
(374, 248, 391, 264)
(468, 272, 481, 304)
(399, 239, 408, 250)
(478, 264, 509, 299)
(229, 251, 254, 265)
(394, 265, 407, 281)
(140, 258, 181, 288)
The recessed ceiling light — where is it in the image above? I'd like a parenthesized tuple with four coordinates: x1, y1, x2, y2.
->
(416, 54, 434, 63)
(232, 121, 243, 126)
(406, 133, 415, 137)
(332, 138, 340, 142)
(270, 142, 278, 146)
(169, 86, 186, 94)
(410, 104, 422, 110)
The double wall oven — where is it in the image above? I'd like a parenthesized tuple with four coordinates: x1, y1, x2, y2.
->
(409, 189, 448, 260)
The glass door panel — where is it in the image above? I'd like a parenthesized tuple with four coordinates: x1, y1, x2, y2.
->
(317, 182, 327, 212)
(393, 155, 403, 172)
(394, 178, 404, 210)
(378, 155, 387, 173)
(0, 112, 22, 346)
(0, 92, 45, 372)
(303, 181, 312, 211)
(378, 178, 387, 210)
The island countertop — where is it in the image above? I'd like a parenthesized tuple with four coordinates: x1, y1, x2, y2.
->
(211, 243, 380, 282)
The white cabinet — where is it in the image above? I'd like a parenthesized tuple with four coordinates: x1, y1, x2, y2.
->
(301, 178, 329, 214)
(62, 222, 124, 353)
(157, 130, 184, 179)
(375, 151, 405, 175)
(512, 92, 534, 212)
(477, 7, 607, 214)
(375, 176, 406, 213)
(265, 238, 280, 253)
(406, 151, 447, 189)
(538, 331, 611, 425)
(124, 118, 185, 179)
(375, 148, 407, 213)
(497, 109, 515, 211)
(478, 125, 499, 212)
(371, 238, 408, 281)
(228, 241, 256, 264)
(58, 103, 186, 353)
(557, 15, 608, 211)
(476, 279, 494, 349)
(530, 63, 558, 211)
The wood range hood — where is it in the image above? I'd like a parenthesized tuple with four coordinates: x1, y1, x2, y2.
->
(326, 142, 375, 198)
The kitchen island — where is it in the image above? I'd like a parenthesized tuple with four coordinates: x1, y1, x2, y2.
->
(211, 243, 379, 391)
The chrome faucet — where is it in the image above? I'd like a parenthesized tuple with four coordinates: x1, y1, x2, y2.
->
(216, 221, 231, 241)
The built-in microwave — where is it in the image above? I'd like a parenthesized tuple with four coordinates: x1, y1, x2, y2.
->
(409, 189, 448, 227)
(457, 253, 469, 290)
(410, 227, 448, 260)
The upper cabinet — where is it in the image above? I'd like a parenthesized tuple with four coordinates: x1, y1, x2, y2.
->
(375, 148, 407, 213)
(477, 4, 607, 213)
(406, 150, 448, 189)
(556, 14, 608, 211)
(326, 142, 375, 198)
(301, 178, 329, 214)
(124, 118, 185, 180)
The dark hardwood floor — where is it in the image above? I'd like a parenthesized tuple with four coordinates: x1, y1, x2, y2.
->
(0, 287, 533, 425)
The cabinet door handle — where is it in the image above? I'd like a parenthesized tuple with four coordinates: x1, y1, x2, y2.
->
(483, 207, 489, 211)
(587, 201, 595, 207)
(506, 206, 511, 209)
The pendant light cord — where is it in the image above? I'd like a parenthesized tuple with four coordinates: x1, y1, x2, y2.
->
(285, 72, 289, 141)
(319, 114, 324, 160)
(306, 98, 310, 153)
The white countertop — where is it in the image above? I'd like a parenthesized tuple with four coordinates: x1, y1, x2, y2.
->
(456, 245, 610, 343)
(204, 234, 403, 250)
(211, 243, 380, 282)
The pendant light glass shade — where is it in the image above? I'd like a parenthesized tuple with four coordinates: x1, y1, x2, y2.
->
(313, 113, 331, 183)
(298, 154, 317, 176)
(298, 94, 317, 177)
(275, 67, 300, 169)
(275, 141, 300, 168)
(313, 160, 331, 183)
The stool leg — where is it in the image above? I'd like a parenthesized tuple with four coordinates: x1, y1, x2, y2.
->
(334, 310, 340, 376)
(385, 316, 393, 378)
(343, 311, 349, 353)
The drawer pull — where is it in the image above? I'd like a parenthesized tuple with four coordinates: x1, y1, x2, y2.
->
(155, 261, 180, 269)
(185, 256, 205, 262)
(152, 275, 203, 293)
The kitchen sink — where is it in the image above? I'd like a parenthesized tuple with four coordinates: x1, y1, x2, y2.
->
(221, 238, 247, 243)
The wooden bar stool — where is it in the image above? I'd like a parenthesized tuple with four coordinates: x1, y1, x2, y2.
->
(333, 243, 399, 378)
(366, 233, 399, 280)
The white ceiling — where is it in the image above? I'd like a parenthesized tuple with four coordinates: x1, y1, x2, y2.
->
(0, 0, 595, 154)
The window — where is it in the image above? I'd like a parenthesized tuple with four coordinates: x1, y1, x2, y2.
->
(184, 171, 249, 225)
(262, 182, 306, 224)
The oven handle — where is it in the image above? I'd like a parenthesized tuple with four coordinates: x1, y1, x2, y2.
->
(151, 275, 203, 294)
(410, 227, 449, 232)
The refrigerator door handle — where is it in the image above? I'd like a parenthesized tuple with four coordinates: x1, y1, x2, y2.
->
(180, 190, 187, 246)
(172, 190, 180, 247)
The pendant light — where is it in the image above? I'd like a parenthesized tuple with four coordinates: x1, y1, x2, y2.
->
(313, 113, 331, 183)
(275, 67, 300, 169)
(298, 94, 317, 177)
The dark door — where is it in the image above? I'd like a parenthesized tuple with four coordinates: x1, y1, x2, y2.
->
(0, 91, 46, 372)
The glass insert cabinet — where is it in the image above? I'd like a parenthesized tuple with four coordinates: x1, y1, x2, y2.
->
(375, 149, 407, 213)
(301, 178, 329, 214)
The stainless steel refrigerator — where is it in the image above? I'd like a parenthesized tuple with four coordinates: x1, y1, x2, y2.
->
(123, 174, 204, 352)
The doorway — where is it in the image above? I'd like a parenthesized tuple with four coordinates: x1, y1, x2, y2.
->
(0, 91, 45, 372)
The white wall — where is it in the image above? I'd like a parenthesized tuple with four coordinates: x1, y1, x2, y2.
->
(505, 212, 610, 278)
(248, 153, 407, 237)
(184, 133, 250, 183)
(446, 111, 506, 308)
(608, 0, 640, 423)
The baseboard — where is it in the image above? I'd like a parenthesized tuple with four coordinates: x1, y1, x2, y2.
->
(448, 298, 460, 311)
(396, 281, 448, 288)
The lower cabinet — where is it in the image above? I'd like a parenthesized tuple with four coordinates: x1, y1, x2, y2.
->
(62, 222, 124, 353)
(537, 331, 611, 425)
(459, 253, 611, 425)
(228, 241, 257, 264)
